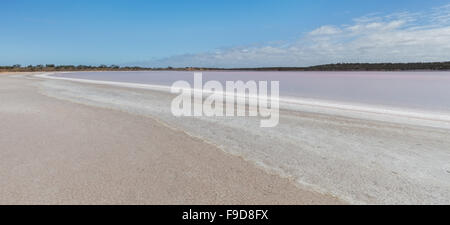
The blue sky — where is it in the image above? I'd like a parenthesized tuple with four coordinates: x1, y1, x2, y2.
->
(2, 0, 450, 67)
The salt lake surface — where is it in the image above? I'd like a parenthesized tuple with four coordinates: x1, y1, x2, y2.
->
(54, 71, 450, 112)
(39, 72, 450, 204)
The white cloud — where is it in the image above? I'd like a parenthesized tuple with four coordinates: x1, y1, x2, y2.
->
(136, 4, 450, 68)
(309, 26, 342, 35)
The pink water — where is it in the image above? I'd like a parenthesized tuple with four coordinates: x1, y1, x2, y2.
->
(54, 71, 450, 112)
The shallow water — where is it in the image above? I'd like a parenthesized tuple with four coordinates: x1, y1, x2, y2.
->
(55, 71, 450, 112)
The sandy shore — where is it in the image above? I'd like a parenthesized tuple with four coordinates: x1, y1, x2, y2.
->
(0, 74, 342, 204)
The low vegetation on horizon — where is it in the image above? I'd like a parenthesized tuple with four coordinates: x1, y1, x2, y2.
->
(1, 62, 450, 72)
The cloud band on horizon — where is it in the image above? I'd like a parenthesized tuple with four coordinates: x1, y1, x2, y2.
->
(131, 4, 450, 68)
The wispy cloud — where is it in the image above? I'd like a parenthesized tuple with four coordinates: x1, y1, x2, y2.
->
(134, 4, 450, 68)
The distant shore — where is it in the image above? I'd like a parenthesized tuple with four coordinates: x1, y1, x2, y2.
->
(2, 61, 450, 73)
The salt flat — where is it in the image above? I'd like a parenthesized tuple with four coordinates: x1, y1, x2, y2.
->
(36, 72, 450, 204)
(0, 74, 340, 204)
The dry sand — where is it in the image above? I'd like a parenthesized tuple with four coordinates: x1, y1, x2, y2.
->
(0, 74, 343, 204)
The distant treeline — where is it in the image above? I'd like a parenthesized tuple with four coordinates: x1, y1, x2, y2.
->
(2, 62, 450, 72)
(0, 64, 156, 72)
(231, 62, 450, 71)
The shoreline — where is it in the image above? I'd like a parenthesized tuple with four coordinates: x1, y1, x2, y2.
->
(0, 73, 343, 204)
(33, 72, 450, 204)
(38, 72, 450, 130)
(3, 72, 450, 204)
